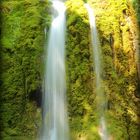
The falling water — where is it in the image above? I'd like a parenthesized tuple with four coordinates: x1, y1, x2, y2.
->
(84, 4, 109, 140)
(41, 1, 69, 140)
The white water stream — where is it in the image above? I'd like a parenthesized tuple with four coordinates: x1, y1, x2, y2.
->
(41, 1, 69, 140)
(85, 4, 109, 140)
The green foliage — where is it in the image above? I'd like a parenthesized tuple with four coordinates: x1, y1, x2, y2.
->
(91, 0, 140, 139)
(131, 0, 140, 24)
(0, 0, 50, 138)
(0, 0, 140, 139)
(66, 1, 97, 137)
(66, 0, 92, 116)
(66, 0, 140, 139)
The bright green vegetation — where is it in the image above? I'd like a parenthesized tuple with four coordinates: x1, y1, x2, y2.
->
(0, 0, 50, 138)
(66, 0, 140, 139)
(65, 0, 96, 139)
(131, 0, 140, 24)
(0, 0, 140, 139)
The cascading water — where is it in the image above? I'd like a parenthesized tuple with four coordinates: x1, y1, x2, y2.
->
(41, 0, 69, 140)
(84, 4, 109, 140)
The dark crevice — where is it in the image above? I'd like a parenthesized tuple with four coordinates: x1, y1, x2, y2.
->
(29, 88, 42, 107)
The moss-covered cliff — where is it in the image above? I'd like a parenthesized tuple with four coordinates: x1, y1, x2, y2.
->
(66, 0, 140, 139)
(65, 0, 96, 139)
(0, 0, 50, 138)
(93, 0, 140, 139)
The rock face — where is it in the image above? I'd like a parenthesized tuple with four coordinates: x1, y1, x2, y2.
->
(66, 0, 140, 139)
(0, 0, 140, 139)
(0, 0, 50, 138)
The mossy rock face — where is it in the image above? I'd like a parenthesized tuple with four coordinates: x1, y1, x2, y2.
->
(0, 0, 140, 139)
(65, 0, 97, 138)
(92, 0, 140, 139)
(0, 0, 50, 138)
(66, 0, 140, 139)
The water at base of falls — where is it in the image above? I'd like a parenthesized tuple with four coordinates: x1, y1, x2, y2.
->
(84, 3, 109, 140)
(98, 117, 109, 140)
(41, 1, 69, 140)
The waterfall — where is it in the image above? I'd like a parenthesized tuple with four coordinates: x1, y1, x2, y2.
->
(41, 1, 69, 140)
(84, 4, 109, 140)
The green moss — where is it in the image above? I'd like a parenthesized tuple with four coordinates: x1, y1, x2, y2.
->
(0, 0, 140, 139)
(0, 0, 50, 138)
(66, 0, 140, 139)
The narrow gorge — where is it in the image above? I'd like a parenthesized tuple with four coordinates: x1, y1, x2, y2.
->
(0, 0, 140, 140)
